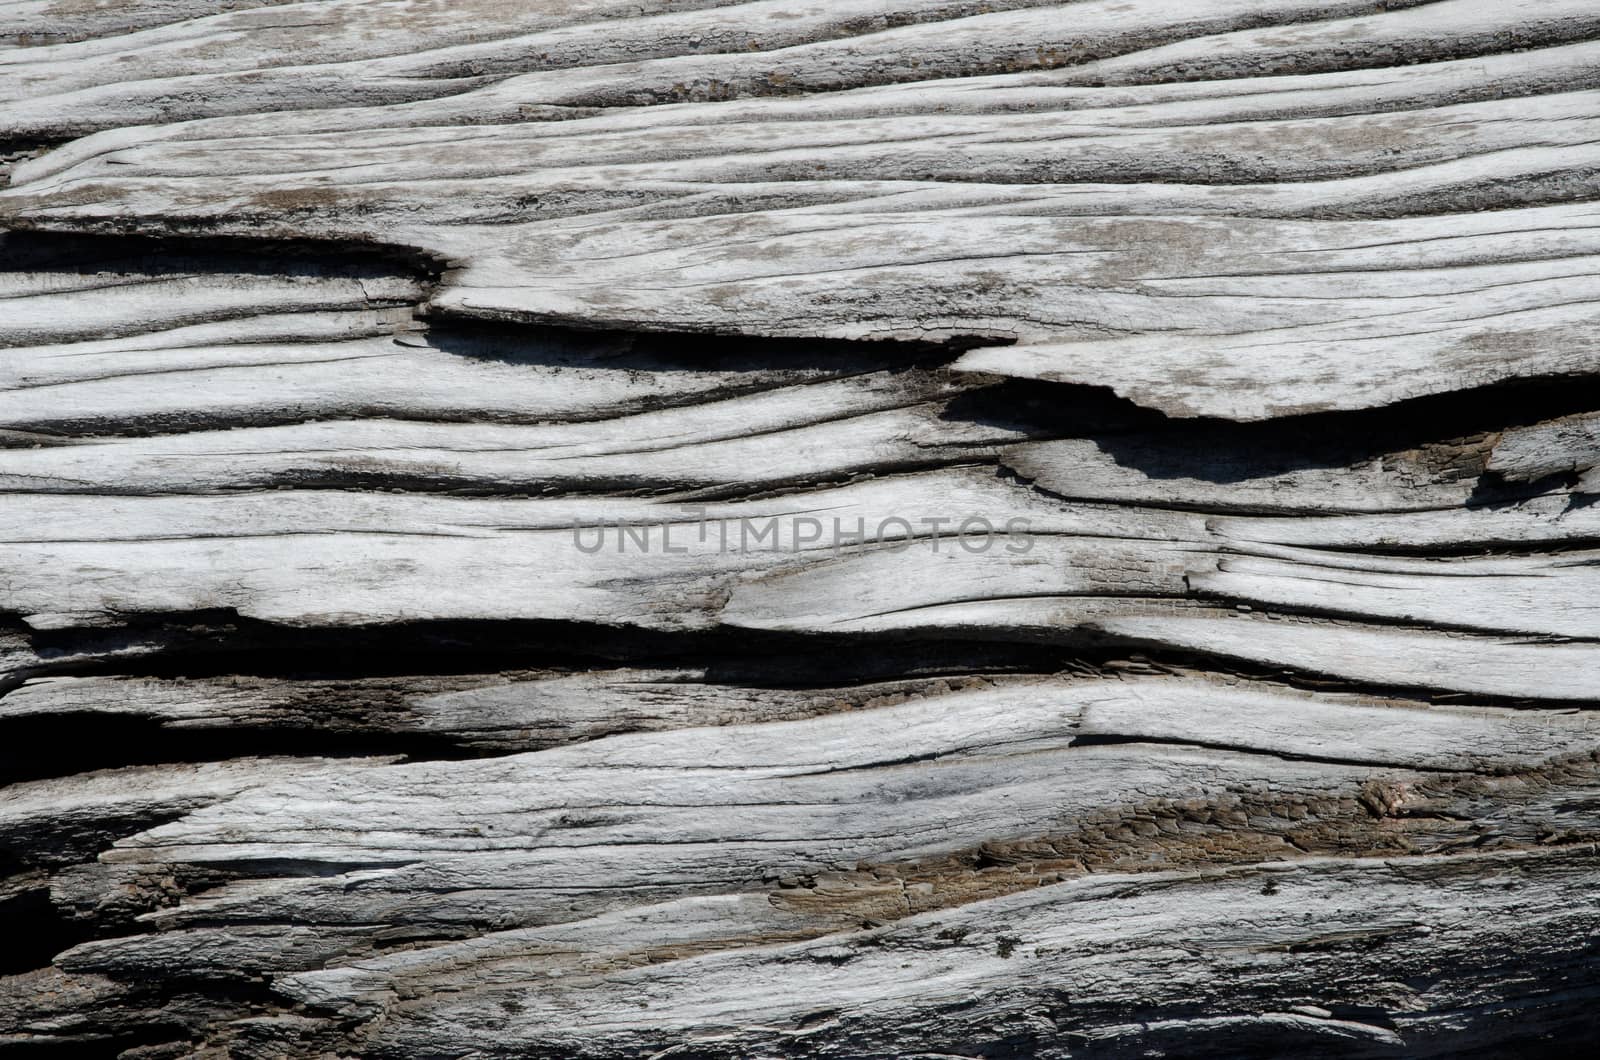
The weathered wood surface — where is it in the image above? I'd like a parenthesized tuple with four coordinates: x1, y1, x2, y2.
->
(3, 2, 1600, 1057)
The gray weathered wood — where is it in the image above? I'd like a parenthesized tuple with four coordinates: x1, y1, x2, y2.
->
(3, 1, 1599, 1057)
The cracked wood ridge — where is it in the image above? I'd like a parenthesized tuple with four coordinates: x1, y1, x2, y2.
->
(2, 1, 1600, 1057)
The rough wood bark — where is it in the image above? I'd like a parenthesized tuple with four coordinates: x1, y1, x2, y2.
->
(3, 2, 1600, 1058)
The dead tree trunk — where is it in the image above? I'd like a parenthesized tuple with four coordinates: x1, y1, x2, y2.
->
(3, 1, 1600, 1056)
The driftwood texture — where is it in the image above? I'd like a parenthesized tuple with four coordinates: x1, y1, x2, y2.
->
(3, 1, 1600, 1057)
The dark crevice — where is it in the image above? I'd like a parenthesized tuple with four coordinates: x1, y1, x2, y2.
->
(0, 1034, 176, 1059)
(963, 373, 1600, 503)
(0, 229, 442, 289)
(2, 809, 192, 877)
(423, 317, 980, 373)
(1, 612, 1589, 783)
(12, 610, 1594, 719)
(121, 452, 1004, 500)
(0, 612, 1090, 782)
(0, 888, 95, 976)
(0, 713, 487, 787)
(9, 610, 1067, 686)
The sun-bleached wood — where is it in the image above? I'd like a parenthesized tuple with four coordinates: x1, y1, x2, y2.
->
(3, 1, 1599, 1057)
(8, 3, 1600, 418)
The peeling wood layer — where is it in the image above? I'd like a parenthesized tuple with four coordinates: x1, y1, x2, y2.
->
(3, 2, 1600, 1057)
